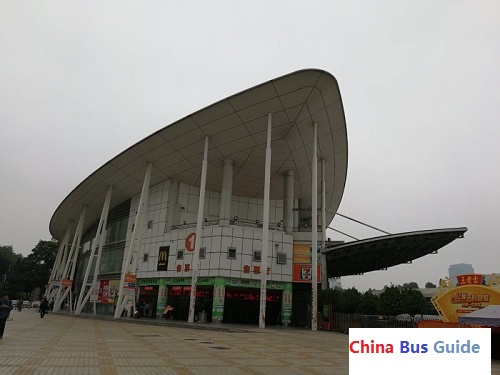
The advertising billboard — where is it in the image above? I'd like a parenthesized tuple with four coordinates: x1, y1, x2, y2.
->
(432, 273, 500, 323)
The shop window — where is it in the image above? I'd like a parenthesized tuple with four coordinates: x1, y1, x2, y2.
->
(277, 252, 287, 264)
(253, 250, 261, 262)
(227, 247, 236, 259)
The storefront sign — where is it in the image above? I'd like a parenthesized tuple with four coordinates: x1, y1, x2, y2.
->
(157, 246, 169, 271)
(185, 232, 196, 252)
(293, 244, 311, 264)
(292, 264, 321, 283)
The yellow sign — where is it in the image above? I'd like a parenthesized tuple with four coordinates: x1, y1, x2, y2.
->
(432, 274, 500, 323)
(293, 244, 311, 264)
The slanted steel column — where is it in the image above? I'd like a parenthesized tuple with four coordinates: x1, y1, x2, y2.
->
(114, 163, 152, 319)
(321, 159, 327, 290)
(311, 122, 318, 331)
(75, 186, 112, 315)
(284, 170, 294, 235)
(218, 159, 233, 226)
(54, 207, 86, 312)
(46, 229, 70, 302)
(259, 113, 272, 329)
(188, 136, 209, 323)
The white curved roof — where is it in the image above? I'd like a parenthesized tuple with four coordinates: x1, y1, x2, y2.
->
(50, 69, 348, 240)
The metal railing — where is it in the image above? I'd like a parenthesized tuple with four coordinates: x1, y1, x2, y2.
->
(325, 312, 416, 333)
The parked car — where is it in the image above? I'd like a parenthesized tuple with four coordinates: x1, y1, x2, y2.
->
(22, 300, 31, 308)
(31, 301, 41, 308)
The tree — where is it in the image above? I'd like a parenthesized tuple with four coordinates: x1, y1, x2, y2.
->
(402, 281, 419, 289)
(357, 291, 380, 315)
(338, 288, 362, 314)
(425, 282, 437, 288)
(400, 288, 427, 317)
(380, 285, 403, 316)
(0, 245, 23, 294)
(7, 240, 59, 299)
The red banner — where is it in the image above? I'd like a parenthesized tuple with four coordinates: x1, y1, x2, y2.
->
(456, 274, 482, 286)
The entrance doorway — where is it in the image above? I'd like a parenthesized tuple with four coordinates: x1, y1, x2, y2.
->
(138, 285, 159, 318)
(223, 287, 282, 325)
(167, 286, 213, 321)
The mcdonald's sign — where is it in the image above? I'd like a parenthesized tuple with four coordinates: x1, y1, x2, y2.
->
(157, 246, 170, 271)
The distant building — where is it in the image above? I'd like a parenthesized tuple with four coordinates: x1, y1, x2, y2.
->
(448, 263, 474, 278)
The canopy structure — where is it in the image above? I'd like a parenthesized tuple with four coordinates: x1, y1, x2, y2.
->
(324, 227, 467, 278)
(459, 305, 500, 327)
(49, 69, 348, 242)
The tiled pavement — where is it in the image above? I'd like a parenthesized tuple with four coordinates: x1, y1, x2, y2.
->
(2, 309, 500, 374)
(1, 309, 348, 374)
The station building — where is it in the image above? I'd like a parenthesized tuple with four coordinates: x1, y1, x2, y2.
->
(46, 69, 466, 327)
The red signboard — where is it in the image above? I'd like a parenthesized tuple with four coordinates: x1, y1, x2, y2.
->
(292, 264, 321, 283)
(61, 279, 73, 287)
(124, 273, 136, 283)
(185, 232, 196, 252)
(456, 274, 482, 286)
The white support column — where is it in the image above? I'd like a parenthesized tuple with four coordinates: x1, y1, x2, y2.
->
(293, 199, 299, 230)
(57, 230, 72, 281)
(283, 170, 294, 235)
(46, 229, 70, 301)
(188, 136, 209, 323)
(219, 159, 233, 226)
(54, 207, 86, 312)
(259, 113, 272, 329)
(321, 159, 327, 290)
(114, 163, 152, 319)
(311, 122, 318, 331)
(75, 186, 113, 315)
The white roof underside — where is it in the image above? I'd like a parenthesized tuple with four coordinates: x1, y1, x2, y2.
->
(50, 69, 348, 240)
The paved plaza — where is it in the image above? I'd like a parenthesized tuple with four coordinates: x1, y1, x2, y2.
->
(1, 309, 349, 374)
(2, 309, 500, 374)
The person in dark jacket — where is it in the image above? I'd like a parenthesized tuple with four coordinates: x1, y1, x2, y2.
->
(39, 298, 49, 318)
(0, 294, 14, 338)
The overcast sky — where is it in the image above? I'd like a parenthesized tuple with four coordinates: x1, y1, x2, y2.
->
(1, 1, 499, 292)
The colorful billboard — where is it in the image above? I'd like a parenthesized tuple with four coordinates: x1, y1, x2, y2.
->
(97, 279, 120, 304)
(432, 273, 500, 323)
(292, 244, 320, 282)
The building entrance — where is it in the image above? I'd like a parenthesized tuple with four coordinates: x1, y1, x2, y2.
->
(167, 286, 213, 322)
(223, 287, 281, 325)
(138, 285, 159, 318)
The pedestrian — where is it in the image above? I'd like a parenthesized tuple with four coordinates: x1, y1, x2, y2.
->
(39, 298, 49, 318)
(0, 294, 14, 338)
(144, 302, 151, 319)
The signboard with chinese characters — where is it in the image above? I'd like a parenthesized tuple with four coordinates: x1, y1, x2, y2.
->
(123, 273, 137, 296)
(293, 244, 311, 264)
(432, 273, 500, 323)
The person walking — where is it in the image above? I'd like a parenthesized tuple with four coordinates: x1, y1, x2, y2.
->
(0, 294, 14, 338)
(39, 298, 49, 318)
